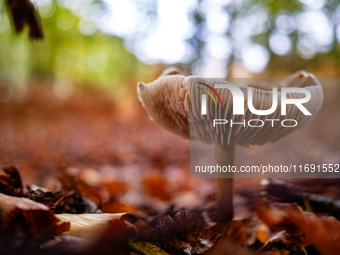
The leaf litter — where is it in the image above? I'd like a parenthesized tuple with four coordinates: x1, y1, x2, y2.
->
(1, 86, 340, 254)
(1, 165, 340, 255)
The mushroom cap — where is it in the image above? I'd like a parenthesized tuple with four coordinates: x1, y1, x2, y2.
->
(137, 70, 323, 147)
(138, 72, 191, 139)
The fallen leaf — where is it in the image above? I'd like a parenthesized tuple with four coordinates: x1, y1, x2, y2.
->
(55, 212, 126, 239)
(144, 175, 172, 201)
(70, 217, 138, 255)
(128, 240, 171, 255)
(6, 0, 44, 39)
(203, 233, 250, 255)
(28, 188, 100, 213)
(102, 199, 137, 213)
(0, 192, 70, 254)
(102, 180, 128, 197)
(202, 221, 247, 245)
(202, 220, 260, 255)
(256, 203, 340, 255)
(258, 231, 307, 255)
(0, 193, 69, 235)
(0, 165, 23, 197)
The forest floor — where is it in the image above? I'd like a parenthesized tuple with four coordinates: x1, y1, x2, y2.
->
(0, 81, 340, 254)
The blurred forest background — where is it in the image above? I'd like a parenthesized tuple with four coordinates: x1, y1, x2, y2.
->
(1, 0, 340, 99)
(0, 0, 339, 209)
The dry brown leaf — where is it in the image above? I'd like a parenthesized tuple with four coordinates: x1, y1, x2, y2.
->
(144, 174, 172, 201)
(256, 203, 340, 255)
(202, 220, 247, 244)
(6, 0, 44, 39)
(258, 231, 307, 255)
(0, 193, 69, 235)
(0, 165, 23, 197)
(203, 235, 252, 255)
(28, 189, 99, 214)
(69, 217, 138, 255)
(102, 180, 128, 197)
(102, 200, 137, 213)
(202, 221, 251, 255)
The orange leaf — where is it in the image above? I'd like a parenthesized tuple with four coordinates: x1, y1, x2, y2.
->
(256, 203, 340, 255)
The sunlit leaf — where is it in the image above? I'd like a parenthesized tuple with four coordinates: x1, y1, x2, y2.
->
(55, 212, 127, 239)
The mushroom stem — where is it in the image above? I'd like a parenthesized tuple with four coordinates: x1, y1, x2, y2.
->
(215, 142, 235, 223)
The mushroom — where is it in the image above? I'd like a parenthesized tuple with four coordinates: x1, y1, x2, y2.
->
(137, 69, 323, 223)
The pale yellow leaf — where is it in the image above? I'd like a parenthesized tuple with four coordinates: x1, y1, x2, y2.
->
(56, 213, 127, 239)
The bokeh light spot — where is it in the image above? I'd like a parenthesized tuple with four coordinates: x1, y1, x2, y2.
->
(269, 33, 292, 55)
(241, 44, 269, 73)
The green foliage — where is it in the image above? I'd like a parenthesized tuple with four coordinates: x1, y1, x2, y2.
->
(186, 0, 340, 76)
(0, 0, 146, 90)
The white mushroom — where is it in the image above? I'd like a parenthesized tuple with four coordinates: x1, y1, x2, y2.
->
(138, 69, 324, 223)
